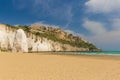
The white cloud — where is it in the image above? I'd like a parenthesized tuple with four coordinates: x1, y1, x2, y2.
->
(85, 0, 120, 50)
(83, 19, 106, 35)
(83, 19, 120, 50)
(112, 18, 120, 30)
(85, 0, 120, 13)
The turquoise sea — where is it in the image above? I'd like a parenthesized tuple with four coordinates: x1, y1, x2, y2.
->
(33, 51, 120, 56)
(50, 51, 120, 56)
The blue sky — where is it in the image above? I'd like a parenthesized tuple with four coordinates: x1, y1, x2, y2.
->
(0, 0, 120, 51)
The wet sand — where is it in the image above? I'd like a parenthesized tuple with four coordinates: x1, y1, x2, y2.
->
(0, 52, 120, 80)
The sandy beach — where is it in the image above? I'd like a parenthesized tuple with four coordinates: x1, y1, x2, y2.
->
(0, 52, 120, 80)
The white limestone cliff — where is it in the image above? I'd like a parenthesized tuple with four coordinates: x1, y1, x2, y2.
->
(0, 24, 89, 52)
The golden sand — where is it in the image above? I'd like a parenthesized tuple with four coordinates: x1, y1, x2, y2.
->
(0, 52, 120, 80)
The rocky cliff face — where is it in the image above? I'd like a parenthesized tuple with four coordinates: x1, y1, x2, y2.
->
(0, 24, 99, 52)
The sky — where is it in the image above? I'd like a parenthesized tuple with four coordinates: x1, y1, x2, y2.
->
(0, 0, 120, 51)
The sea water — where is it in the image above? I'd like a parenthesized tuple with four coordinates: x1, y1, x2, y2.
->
(35, 51, 120, 56)
(62, 51, 120, 56)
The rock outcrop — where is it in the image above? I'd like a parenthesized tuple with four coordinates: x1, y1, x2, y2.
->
(13, 29, 28, 52)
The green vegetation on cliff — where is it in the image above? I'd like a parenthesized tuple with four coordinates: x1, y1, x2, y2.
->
(36, 32, 98, 51)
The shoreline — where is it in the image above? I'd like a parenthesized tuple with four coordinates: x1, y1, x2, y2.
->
(1, 52, 120, 60)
